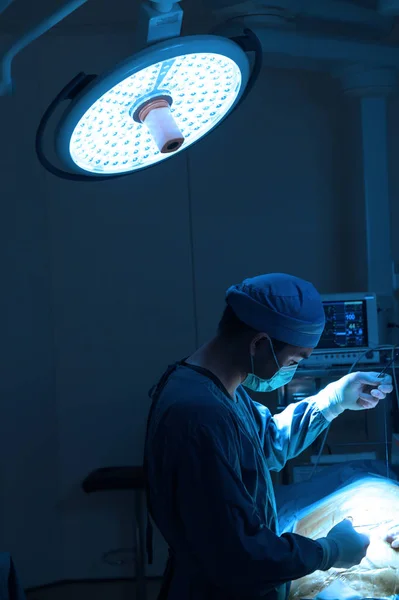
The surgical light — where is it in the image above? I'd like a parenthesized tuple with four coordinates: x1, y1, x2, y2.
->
(36, 32, 261, 181)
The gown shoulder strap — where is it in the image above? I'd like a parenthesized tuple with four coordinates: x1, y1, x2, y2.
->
(143, 362, 181, 564)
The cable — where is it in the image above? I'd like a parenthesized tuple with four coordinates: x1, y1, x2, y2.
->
(308, 344, 397, 481)
(384, 370, 389, 480)
(393, 346, 399, 410)
(347, 343, 396, 374)
(381, 346, 399, 479)
(308, 426, 330, 480)
(186, 151, 199, 350)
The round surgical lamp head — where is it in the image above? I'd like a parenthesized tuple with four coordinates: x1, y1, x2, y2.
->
(37, 33, 260, 181)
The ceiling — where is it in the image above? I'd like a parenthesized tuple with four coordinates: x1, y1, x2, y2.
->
(0, 0, 397, 41)
(0, 0, 213, 33)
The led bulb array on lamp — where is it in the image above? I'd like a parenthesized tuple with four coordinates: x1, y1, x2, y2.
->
(55, 35, 250, 176)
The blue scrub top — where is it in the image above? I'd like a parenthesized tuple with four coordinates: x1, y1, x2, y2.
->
(146, 362, 329, 600)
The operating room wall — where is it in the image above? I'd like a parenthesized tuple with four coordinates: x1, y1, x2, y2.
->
(0, 31, 196, 586)
(0, 30, 374, 588)
(388, 95, 399, 270)
(189, 70, 368, 344)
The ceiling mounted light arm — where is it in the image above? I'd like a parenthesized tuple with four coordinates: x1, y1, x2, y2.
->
(0, 0, 13, 16)
(148, 0, 179, 15)
(0, 0, 88, 95)
(230, 29, 263, 113)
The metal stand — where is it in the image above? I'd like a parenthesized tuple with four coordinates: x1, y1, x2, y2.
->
(82, 466, 148, 600)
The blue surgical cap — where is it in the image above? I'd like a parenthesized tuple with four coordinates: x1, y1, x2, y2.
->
(225, 273, 325, 348)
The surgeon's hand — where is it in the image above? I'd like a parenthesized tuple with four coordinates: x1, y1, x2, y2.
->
(384, 525, 399, 549)
(326, 519, 370, 569)
(317, 372, 393, 420)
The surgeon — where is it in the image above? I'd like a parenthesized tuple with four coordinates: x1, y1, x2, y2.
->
(145, 273, 393, 600)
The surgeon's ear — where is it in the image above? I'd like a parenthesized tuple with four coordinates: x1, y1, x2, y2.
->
(249, 337, 257, 358)
(250, 333, 269, 357)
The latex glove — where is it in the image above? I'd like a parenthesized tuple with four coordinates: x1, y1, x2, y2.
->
(384, 525, 399, 549)
(316, 372, 393, 421)
(325, 519, 370, 569)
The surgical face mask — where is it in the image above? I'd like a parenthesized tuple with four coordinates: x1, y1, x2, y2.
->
(243, 338, 298, 392)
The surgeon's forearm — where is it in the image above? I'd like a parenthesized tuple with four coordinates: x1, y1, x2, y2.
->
(198, 527, 329, 595)
(313, 383, 346, 422)
(316, 537, 340, 570)
(266, 397, 330, 471)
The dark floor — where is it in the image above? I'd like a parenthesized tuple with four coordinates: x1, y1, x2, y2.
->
(26, 579, 162, 600)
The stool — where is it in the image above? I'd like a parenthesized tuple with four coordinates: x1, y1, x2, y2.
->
(82, 466, 147, 600)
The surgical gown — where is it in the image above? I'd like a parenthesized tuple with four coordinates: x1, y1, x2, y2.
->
(146, 362, 331, 600)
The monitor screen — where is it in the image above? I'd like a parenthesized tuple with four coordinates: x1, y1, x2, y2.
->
(317, 300, 368, 350)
